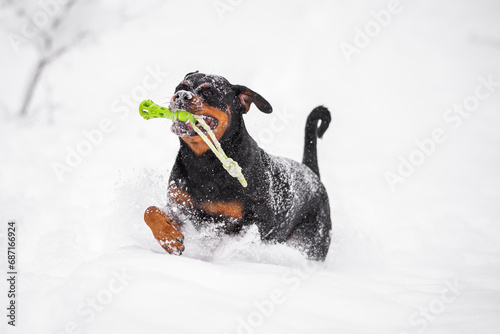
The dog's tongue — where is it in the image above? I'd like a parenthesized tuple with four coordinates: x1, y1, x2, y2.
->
(204, 118, 215, 128)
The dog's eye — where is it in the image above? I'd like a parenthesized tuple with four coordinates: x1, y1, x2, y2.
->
(200, 87, 215, 97)
(175, 84, 188, 92)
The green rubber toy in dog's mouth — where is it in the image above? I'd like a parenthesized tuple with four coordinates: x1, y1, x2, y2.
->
(139, 99, 247, 188)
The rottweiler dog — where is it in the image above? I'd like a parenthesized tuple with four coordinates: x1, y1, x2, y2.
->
(144, 71, 332, 260)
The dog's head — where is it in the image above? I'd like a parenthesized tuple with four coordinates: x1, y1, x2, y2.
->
(169, 71, 272, 155)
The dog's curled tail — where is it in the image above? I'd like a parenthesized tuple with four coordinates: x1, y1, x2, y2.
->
(302, 106, 331, 179)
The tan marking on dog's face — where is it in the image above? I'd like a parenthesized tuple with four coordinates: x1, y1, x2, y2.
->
(179, 97, 230, 155)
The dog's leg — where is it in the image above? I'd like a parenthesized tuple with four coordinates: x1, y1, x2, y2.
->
(144, 206, 185, 255)
(287, 197, 332, 261)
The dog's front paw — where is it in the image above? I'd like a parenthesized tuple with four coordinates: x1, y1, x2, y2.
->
(144, 206, 185, 255)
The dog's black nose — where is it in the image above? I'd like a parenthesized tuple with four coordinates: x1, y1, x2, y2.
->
(171, 90, 194, 111)
(174, 90, 193, 102)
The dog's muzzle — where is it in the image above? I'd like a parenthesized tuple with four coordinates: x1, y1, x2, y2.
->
(170, 90, 194, 111)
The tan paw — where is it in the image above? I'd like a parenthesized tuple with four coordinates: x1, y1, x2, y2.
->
(144, 206, 185, 255)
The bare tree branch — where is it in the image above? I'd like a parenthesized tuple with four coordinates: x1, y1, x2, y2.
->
(51, 0, 78, 31)
(12, 0, 157, 117)
(18, 0, 84, 117)
(19, 30, 89, 117)
(19, 59, 47, 117)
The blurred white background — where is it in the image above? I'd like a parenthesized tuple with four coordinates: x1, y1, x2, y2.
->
(1, 0, 499, 333)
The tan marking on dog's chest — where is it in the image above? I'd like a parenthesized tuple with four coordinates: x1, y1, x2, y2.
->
(169, 184, 243, 220)
(199, 200, 244, 220)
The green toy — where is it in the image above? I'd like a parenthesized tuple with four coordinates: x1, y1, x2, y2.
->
(139, 99, 196, 123)
(139, 100, 248, 188)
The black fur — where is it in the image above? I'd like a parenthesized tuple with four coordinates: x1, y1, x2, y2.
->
(303, 106, 331, 178)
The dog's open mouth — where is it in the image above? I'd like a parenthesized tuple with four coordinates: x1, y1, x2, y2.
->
(171, 115, 219, 137)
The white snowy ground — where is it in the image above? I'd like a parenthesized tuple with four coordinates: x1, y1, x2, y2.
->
(1, 0, 500, 333)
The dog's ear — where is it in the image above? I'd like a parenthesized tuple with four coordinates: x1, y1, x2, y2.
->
(184, 70, 199, 80)
(233, 85, 273, 114)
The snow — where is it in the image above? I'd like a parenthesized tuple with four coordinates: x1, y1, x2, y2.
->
(1, 0, 500, 333)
